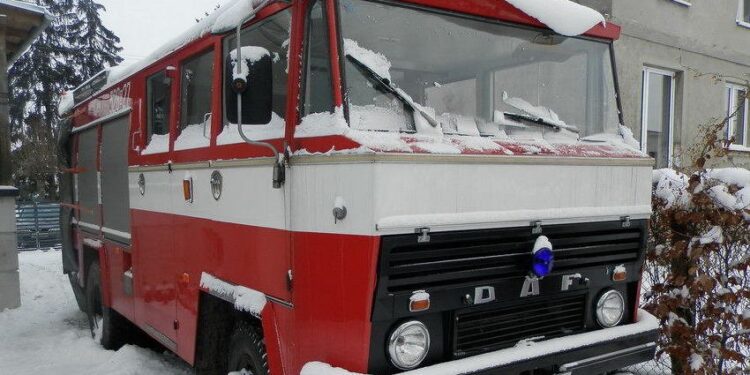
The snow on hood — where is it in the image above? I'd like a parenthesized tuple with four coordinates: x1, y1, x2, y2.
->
(505, 0, 606, 37)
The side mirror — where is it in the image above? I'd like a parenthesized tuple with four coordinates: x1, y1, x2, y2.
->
(226, 47, 273, 125)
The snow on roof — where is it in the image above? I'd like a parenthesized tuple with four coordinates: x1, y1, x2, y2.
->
(62, 0, 271, 112)
(505, 0, 606, 37)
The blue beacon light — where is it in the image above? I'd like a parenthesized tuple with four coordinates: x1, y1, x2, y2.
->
(532, 236, 554, 278)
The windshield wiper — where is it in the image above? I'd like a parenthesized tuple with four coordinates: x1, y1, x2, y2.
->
(502, 112, 579, 133)
(346, 55, 439, 128)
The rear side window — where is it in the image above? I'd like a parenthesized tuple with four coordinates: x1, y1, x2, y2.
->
(176, 50, 214, 150)
(144, 70, 171, 154)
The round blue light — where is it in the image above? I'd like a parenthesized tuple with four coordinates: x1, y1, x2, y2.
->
(532, 248, 554, 278)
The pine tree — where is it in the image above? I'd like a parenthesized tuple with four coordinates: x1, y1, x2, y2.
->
(8, 0, 122, 199)
(68, 0, 123, 85)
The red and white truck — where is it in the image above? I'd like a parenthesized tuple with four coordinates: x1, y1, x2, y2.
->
(58, 0, 659, 374)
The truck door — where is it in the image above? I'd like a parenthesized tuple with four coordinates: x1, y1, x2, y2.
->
(131, 67, 179, 350)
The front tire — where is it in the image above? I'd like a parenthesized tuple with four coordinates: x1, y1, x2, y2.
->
(228, 322, 269, 375)
(85, 261, 126, 350)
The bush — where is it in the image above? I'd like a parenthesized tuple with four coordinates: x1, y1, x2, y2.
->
(647, 119, 750, 374)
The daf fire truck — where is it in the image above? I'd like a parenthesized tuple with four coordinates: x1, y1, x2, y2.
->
(58, 0, 659, 374)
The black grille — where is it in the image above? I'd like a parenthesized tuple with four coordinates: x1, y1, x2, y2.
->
(453, 294, 587, 357)
(381, 221, 644, 292)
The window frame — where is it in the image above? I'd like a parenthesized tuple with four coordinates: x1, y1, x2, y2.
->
(739, 0, 750, 28)
(174, 47, 216, 151)
(220, 7, 294, 134)
(726, 83, 750, 151)
(670, 0, 691, 7)
(640, 66, 676, 168)
(145, 68, 174, 152)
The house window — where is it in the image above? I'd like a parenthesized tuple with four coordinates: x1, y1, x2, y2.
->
(727, 84, 749, 148)
(641, 68, 676, 168)
(739, 0, 750, 27)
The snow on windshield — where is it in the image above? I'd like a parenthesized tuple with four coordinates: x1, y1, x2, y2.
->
(505, 0, 606, 37)
(338, 0, 621, 141)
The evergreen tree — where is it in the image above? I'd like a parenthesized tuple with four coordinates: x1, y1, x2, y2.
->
(8, 0, 123, 199)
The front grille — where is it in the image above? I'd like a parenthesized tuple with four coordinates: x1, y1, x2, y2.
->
(381, 221, 644, 292)
(453, 294, 587, 357)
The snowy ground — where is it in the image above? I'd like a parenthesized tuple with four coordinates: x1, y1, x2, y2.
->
(0, 250, 191, 374)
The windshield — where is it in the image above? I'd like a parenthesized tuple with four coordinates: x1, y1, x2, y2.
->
(338, 0, 621, 138)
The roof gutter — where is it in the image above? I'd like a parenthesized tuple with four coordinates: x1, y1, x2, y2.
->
(2, 0, 52, 66)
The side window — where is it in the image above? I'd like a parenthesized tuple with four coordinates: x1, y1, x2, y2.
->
(727, 84, 748, 147)
(219, 9, 291, 145)
(144, 70, 172, 154)
(176, 50, 214, 150)
(303, 0, 334, 115)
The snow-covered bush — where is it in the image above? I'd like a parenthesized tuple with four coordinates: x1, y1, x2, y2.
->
(646, 118, 750, 374)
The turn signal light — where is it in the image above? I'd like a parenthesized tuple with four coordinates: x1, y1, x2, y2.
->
(409, 290, 430, 312)
(612, 265, 627, 282)
(183, 177, 193, 203)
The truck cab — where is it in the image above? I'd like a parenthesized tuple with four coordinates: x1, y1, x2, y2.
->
(59, 0, 658, 374)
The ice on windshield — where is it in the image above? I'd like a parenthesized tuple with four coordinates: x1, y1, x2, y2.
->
(338, 0, 621, 141)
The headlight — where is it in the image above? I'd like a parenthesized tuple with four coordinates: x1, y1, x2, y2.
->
(388, 320, 430, 370)
(595, 289, 625, 327)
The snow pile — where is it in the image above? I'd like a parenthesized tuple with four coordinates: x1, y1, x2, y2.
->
(141, 134, 170, 155)
(652, 169, 690, 208)
(229, 46, 271, 81)
(505, 0, 606, 37)
(174, 123, 211, 151)
(343, 39, 392, 81)
(619, 125, 641, 149)
(301, 362, 367, 375)
(83, 238, 103, 249)
(502, 92, 578, 133)
(0, 250, 190, 374)
(689, 353, 704, 371)
(295, 107, 349, 138)
(199, 272, 267, 317)
(218, 112, 285, 145)
(653, 168, 750, 212)
(58, 91, 75, 115)
(211, 0, 267, 34)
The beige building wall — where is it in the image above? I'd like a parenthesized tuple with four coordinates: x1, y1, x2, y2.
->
(580, 0, 750, 168)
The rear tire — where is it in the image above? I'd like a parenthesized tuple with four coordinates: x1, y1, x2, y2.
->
(227, 322, 269, 375)
(85, 262, 126, 350)
(68, 272, 86, 312)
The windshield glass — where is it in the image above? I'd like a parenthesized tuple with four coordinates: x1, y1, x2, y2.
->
(338, 0, 621, 138)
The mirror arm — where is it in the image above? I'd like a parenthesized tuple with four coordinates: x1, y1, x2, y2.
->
(234, 2, 285, 189)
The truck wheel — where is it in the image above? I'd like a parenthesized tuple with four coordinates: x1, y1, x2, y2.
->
(227, 322, 269, 375)
(68, 272, 86, 312)
(85, 261, 125, 350)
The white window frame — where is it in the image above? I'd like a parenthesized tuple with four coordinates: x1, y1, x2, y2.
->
(739, 0, 750, 29)
(726, 83, 750, 151)
(641, 67, 676, 167)
(671, 0, 691, 7)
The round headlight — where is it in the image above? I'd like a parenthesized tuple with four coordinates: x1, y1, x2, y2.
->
(596, 289, 625, 327)
(388, 321, 430, 370)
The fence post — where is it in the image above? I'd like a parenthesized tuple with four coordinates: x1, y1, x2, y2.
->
(33, 201, 39, 250)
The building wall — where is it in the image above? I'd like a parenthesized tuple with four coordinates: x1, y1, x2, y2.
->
(579, 0, 750, 167)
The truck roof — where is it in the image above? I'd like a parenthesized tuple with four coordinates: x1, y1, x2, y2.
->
(59, 0, 619, 114)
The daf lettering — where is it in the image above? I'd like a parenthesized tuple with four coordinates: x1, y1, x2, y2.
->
(520, 276, 540, 297)
(473, 286, 496, 305)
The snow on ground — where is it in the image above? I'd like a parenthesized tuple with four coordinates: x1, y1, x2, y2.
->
(0, 250, 191, 374)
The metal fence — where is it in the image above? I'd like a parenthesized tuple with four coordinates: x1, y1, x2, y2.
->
(15, 201, 62, 250)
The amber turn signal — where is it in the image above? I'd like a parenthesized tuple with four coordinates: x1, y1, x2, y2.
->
(183, 178, 193, 202)
(409, 290, 431, 312)
(612, 266, 627, 282)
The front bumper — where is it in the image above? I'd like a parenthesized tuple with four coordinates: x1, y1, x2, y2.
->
(302, 309, 659, 375)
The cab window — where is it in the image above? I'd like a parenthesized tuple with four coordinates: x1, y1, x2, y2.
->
(175, 50, 214, 150)
(144, 70, 171, 154)
(219, 9, 291, 144)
